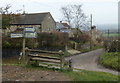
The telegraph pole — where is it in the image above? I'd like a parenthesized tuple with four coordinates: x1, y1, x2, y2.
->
(108, 29, 109, 40)
(90, 14, 92, 49)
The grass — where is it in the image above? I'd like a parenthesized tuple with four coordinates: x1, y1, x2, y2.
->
(103, 33, 119, 37)
(64, 69, 119, 81)
(100, 52, 120, 71)
(80, 46, 103, 53)
(52, 50, 72, 57)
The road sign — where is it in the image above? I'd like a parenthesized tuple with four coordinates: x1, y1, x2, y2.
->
(11, 33, 23, 38)
(25, 32, 37, 38)
(24, 27, 35, 32)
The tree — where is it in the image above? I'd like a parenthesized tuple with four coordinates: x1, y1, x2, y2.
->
(0, 4, 21, 30)
(61, 5, 73, 26)
(61, 5, 89, 31)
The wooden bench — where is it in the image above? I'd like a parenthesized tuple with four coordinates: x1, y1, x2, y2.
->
(25, 49, 73, 70)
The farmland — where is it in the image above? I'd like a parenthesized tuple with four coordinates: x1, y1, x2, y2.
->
(103, 33, 119, 37)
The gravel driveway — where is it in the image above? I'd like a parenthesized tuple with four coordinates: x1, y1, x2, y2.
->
(67, 48, 119, 75)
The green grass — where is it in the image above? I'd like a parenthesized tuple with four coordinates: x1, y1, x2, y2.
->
(80, 46, 103, 53)
(100, 52, 120, 71)
(64, 69, 119, 81)
(103, 33, 119, 37)
(53, 50, 72, 57)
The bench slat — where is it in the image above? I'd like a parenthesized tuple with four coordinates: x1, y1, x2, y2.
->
(30, 57, 61, 64)
(28, 49, 64, 55)
(29, 54, 61, 60)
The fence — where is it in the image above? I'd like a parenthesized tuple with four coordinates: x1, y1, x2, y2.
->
(25, 49, 73, 70)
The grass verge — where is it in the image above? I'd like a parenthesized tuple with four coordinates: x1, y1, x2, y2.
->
(100, 52, 120, 71)
(64, 69, 119, 81)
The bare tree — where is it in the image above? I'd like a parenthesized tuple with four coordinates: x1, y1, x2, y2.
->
(61, 5, 73, 26)
(81, 18, 91, 32)
(61, 5, 88, 30)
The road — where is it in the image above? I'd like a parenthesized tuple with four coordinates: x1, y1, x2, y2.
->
(66, 48, 119, 75)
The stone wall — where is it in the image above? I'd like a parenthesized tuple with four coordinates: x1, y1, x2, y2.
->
(41, 13, 56, 32)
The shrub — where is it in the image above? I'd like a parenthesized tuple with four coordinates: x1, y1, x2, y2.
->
(108, 39, 120, 52)
(79, 33, 90, 43)
(2, 36, 38, 48)
(2, 36, 22, 48)
(25, 38, 38, 49)
(70, 33, 90, 44)
(96, 37, 104, 43)
(37, 31, 69, 50)
(103, 38, 120, 52)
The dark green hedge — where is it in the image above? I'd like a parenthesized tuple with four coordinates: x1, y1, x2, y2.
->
(2, 31, 69, 50)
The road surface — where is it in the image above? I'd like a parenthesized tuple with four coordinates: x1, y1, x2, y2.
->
(66, 48, 119, 75)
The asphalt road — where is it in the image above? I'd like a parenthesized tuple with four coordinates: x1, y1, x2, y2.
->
(67, 48, 119, 75)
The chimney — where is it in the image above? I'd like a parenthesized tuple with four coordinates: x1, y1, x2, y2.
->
(60, 21, 62, 23)
(91, 26, 96, 29)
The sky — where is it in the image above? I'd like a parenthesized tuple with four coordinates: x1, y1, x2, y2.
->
(0, 0, 119, 25)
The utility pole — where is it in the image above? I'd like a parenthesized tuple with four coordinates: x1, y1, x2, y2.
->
(90, 14, 92, 49)
(108, 29, 109, 41)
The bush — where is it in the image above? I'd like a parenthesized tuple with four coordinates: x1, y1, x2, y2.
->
(37, 31, 69, 50)
(2, 36, 38, 48)
(70, 33, 90, 44)
(2, 36, 23, 48)
(79, 33, 90, 43)
(103, 38, 120, 52)
(108, 39, 120, 52)
(96, 37, 104, 43)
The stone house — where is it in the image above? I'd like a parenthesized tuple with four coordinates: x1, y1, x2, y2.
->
(56, 21, 82, 38)
(56, 22, 71, 33)
(9, 12, 56, 33)
(88, 26, 103, 45)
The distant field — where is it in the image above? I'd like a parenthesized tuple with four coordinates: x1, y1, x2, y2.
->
(103, 33, 119, 37)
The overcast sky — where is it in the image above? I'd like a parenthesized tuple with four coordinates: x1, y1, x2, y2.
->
(0, 0, 119, 25)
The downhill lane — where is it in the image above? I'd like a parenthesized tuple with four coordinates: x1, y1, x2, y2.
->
(66, 48, 119, 75)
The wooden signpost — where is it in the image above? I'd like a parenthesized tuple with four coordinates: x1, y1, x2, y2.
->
(11, 27, 37, 64)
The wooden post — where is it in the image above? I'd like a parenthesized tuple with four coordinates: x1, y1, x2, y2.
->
(75, 42, 77, 50)
(60, 56, 64, 70)
(35, 60, 39, 66)
(22, 28, 26, 64)
(25, 49, 30, 65)
(60, 50, 64, 70)
(69, 58, 73, 71)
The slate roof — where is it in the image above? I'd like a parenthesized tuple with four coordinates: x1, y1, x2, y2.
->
(61, 23, 71, 29)
(56, 22, 65, 29)
(12, 12, 50, 25)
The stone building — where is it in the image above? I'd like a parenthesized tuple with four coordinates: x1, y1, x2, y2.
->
(89, 26, 103, 45)
(9, 12, 56, 33)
